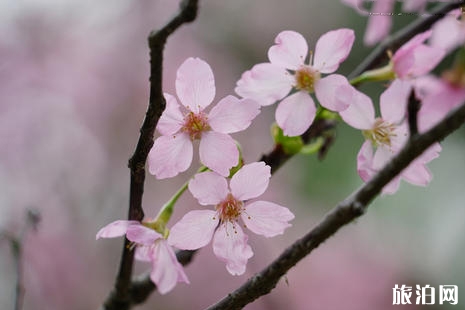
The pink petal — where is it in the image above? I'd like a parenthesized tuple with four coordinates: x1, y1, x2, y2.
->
(188, 171, 229, 206)
(230, 162, 271, 201)
(431, 14, 465, 53)
(313, 28, 355, 73)
(126, 224, 162, 245)
(402, 0, 427, 12)
(167, 210, 218, 250)
(401, 162, 432, 186)
(275, 91, 316, 137)
(268, 30, 308, 70)
(357, 141, 375, 182)
(242, 201, 294, 237)
(148, 133, 193, 179)
(175, 57, 215, 113)
(339, 89, 374, 130)
(372, 146, 394, 171)
(208, 96, 260, 134)
(382, 177, 402, 195)
(407, 45, 445, 78)
(235, 63, 293, 106)
(212, 223, 253, 276)
(418, 85, 465, 131)
(157, 93, 184, 136)
(393, 30, 444, 79)
(364, 0, 395, 46)
(314, 74, 353, 111)
(379, 79, 412, 124)
(394, 30, 432, 60)
(199, 131, 239, 177)
(96, 220, 139, 240)
(151, 240, 189, 294)
(135, 245, 153, 262)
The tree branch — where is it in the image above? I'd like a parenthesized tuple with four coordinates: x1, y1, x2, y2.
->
(348, 1, 464, 80)
(121, 0, 464, 305)
(101, 1, 199, 310)
(205, 101, 465, 309)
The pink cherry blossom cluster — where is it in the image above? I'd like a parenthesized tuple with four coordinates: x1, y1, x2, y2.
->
(96, 16, 465, 294)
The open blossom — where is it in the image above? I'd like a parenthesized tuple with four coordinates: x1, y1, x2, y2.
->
(168, 162, 294, 275)
(148, 57, 260, 179)
(96, 220, 189, 294)
(235, 29, 355, 137)
(391, 30, 445, 80)
(340, 79, 441, 194)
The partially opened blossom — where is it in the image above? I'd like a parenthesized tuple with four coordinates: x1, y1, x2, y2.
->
(96, 220, 189, 294)
(168, 162, 294, 275)
(235, 29, 355, 136)
(391, 30, 445, 80)
(148, 57, 260, 179)
(340, 79, 441, 194)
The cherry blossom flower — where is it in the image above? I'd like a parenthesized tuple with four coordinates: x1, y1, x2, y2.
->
(391, 30, 445, 80)
(235, 29, 355, 137)
(96, 220, 189, 294)
(340, 79, 441, 194)
(148, 57, 260, 179)
(168, 162, 294, 275)
(430, 9, 465, 53)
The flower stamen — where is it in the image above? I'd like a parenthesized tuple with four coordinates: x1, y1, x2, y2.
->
(294, 65, 321, 92)
(181, 112, 210, 140)
(216, 193, 244, 223)
(363, 118, 397, 148)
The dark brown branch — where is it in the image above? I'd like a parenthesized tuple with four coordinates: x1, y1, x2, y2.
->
(205, 101, 465, 310)
(348, 1, 465, 80)
(407, 90, 420, 136)
(101, 1, 199, 310)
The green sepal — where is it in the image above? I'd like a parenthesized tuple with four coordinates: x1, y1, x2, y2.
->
(350, 62, 396, 86)
(300, 137, 324, 155)
(271, 123, 304, 155)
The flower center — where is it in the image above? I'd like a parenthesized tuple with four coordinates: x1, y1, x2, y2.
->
(216, 193, 244, 223)
(362, 118, 397, 147)
(294, 65, 321, 92)
(181, 111, 210, 140)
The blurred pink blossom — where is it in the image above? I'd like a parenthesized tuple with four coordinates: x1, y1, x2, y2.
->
(430, 9, 465, 53)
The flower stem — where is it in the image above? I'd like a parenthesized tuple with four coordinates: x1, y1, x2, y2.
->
(154, 166, 209, 233)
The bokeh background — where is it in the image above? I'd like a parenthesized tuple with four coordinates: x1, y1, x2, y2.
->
(1, 0, 464, 309)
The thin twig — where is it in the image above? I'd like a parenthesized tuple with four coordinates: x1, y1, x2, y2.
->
(205, 99, 465, 310)
(101, 1, 199, 310)
(348, 1, 465, 80)
(1, 210, 41, 310)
